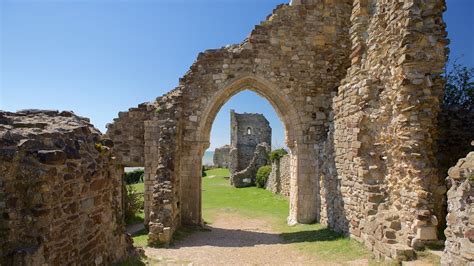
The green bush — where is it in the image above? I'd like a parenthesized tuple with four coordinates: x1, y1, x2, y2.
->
(124, 169, 144, 184)
(124, 185, 143, 224)
(256, 165, 272, 188)
(269, 148, 288, 163)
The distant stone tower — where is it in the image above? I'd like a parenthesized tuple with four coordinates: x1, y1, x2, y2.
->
(213, 110, 272, 174)
(230, 109, 271, 173)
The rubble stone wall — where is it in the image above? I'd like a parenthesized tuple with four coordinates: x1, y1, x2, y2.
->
(265, 154, 290, 197)
(0, 110, 131, 265)
(331, 0, 448, 261)
(105, 103, 157, 167)
(442, 151, 474, 265)
(231, 143, 270, 188)
(213, 145, 231, 168)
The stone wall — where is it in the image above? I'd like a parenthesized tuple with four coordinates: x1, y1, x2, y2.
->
(266, 154, 290, 197)
(0, 110, 131, 265)
(330, 0, 448, 261)
(230, 110, 271, 173)
(105, 102, 157, 167)
(213, 145, 231, 168)
(442, 150, 474, 265)
(231, 143, 270, 188)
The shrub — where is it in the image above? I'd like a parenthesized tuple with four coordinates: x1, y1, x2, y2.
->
(124, 185, 143, 224)
(124, 169, 144, 184)
(256, 165, 272, 188)
(444, 60, 474, 110)
(269, 148, 288, 163)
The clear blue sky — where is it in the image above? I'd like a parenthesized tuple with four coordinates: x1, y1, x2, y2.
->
(1, 0, 472, 151)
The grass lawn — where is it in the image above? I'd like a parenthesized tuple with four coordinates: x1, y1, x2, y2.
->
(201, 168, 374, 263)
(203, 168, 230, 178)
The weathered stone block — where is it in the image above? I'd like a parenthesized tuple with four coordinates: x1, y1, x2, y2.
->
(36, 150, 66, 165)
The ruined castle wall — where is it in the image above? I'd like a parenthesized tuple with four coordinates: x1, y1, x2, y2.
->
(213, 145, 231, 168)
(103, 1, 451, 263)
(0, 110, 131, 265)
(266, 154, 290, 197)
(331, 0, 448, 261)
(442, 151, 474, 265)
(231, 143, 270, 188)
(106, 102, 157, 224)
(146, 90, 184, 244)
(171, 0, 353, 228)
(231, 110, 271, 173)
(105, 102, 157, 167)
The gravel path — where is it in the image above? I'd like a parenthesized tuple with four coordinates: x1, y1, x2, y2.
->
(144, 213, 368, 265)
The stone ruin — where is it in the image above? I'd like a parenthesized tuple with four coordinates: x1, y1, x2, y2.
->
(228, 110, 271, 174)
(213, 145, 231, 168)
(103, 0, 461, 262)
(265, 154, 291, 197)
(0, 110, 132, 265)
(213, 110, 272, 187)
(230, 142, 270, 188)
(1, 0, 474, 264)
(443, 148, 474, 265)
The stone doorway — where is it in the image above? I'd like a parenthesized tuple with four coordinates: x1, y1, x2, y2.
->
(179, 77, 321, 229)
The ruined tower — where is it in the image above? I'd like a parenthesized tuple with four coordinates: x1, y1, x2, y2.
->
(230, 110, 271, 172)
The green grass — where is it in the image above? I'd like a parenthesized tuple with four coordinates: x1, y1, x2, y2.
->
(201, 168, 373, 263)
(130, 182, 144, 193)
(131, 228, 148, 247)
(204, 168, 231, 178)
(131, 168, 373, 263)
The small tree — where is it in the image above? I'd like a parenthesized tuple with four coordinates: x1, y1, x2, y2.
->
(124, 185, 143, 224)
(256, 165, 272, 188)
(269, 148, 288, 163)
(444, 60, 474, 110)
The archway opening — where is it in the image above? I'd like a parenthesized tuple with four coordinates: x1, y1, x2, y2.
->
(180, 76, 320, 229)
(201, 88, 290, 231)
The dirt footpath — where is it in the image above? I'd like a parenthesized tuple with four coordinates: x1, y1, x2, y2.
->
(144, 213, 368, 265)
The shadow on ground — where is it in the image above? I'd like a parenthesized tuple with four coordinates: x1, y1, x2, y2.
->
(132, 225, 344, 249)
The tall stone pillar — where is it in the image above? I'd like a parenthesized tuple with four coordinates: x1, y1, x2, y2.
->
(288, 142, 320, 225)
(144, 120, 160, 224)
(179, 140, 207, 226)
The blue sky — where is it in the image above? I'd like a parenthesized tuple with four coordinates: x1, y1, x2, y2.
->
(1, 0, 473, 151)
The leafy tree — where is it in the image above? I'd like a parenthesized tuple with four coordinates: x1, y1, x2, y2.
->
(124, 185, 143, 224)
(269, 148, 288, 163)
(444, 60, 474, 110)
(124, 169, 144, 184)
